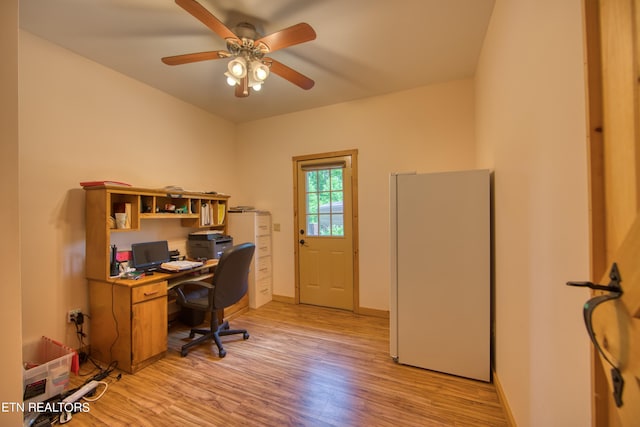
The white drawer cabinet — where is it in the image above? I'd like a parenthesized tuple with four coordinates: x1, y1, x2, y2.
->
(256, 235, 271, 258)
(228, 211, 273, 308)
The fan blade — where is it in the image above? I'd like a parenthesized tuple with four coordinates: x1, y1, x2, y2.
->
(255, 23, 316, 53)
(162, 50, 229, 65)
(175, 0, 239, 42)
(235, 77, 249, 97)
(267, 58, 315, 90)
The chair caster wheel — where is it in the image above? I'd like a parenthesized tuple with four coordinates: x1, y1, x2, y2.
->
(181, 349, 188, 357)
(189, 332, 195, 339)
(219, 349, 226, 358)
(243, 332, 250, 340)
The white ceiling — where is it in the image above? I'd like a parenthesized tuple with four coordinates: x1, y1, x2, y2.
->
(19, 0, 495, 123)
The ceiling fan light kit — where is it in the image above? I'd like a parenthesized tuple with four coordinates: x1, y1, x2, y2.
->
(227, 57, 247, 79)
(224, 57, 269, 92)
(162, 0, 316, 98)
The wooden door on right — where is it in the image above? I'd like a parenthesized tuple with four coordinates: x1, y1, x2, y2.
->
(584, 0, 640, 424)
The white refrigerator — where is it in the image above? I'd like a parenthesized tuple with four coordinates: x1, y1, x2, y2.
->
(389, 170, 490, 382)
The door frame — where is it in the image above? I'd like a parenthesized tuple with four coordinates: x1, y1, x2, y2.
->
(583, 0, 639, 424)
(292, 149, 360, 312)
(583, 4, 609, 423)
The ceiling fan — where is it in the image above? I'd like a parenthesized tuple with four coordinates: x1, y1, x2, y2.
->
(161, 0, 316, 97)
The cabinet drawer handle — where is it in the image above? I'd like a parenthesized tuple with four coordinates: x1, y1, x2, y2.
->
(143, 290, 159, 297)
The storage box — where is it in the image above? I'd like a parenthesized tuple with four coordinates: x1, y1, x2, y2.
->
(23, 336, 78, 403)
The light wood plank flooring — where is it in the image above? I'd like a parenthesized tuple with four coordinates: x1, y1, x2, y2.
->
(68, 301, 508, 426)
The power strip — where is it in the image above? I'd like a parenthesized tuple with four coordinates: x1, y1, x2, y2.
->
(62, 380, 99, 403)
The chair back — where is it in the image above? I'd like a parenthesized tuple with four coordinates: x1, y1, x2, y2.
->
(212, 242, 255, 309)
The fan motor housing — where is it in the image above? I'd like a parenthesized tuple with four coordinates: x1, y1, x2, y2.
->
(233, 22, 261, 40)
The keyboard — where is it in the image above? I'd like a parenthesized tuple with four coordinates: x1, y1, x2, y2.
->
(160, 260, 204, 272)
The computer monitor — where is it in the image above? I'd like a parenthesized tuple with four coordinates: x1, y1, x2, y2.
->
(131, 240, 170, 272)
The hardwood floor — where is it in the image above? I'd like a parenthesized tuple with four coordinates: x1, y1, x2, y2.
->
(67, 301, 508, 426)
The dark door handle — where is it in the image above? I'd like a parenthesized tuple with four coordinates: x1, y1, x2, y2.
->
(299, 239, 305, 245)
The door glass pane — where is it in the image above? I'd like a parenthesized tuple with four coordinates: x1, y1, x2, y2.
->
(319, 214, 331, 236)
(331, 192, 343, 213)
(318, 192, 331, 212)
(307, 193, 318, 214)
(318, 170, 330, 191)
(331, 169, 343, 190)
(304, 167, 344, 237)
(308, 214, 318, 236)
(306, 171, 317, 192)
(332, 214, 344, 235)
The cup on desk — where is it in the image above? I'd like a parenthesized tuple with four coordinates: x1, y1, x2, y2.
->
(115, 213, 128, 229)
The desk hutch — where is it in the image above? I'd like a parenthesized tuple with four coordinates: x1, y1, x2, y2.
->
(83, 185, 247, 373)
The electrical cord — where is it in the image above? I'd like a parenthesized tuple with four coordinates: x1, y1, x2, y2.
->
(109, 277, 121, 364)
(81, 381, 109, 402)
(70, 307, 120, 381)
(72, 312, 89, 363)
(85, 360, 119, 383)
(71, 312, 105, 377)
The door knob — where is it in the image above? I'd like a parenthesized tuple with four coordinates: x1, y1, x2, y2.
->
(299, 239, 305, 245)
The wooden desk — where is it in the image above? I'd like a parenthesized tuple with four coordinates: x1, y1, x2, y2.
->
(88, 260, 247, 373)
(82, 185, 242, 373)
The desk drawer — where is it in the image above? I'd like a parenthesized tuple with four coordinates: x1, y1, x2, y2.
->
(132, 281, 167, 303)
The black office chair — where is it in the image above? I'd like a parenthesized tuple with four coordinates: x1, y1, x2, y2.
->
(173, 242, 255, 358)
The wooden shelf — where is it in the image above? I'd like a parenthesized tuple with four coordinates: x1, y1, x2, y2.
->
(84, 185, 230, 281)
(140, 213, 199, 219)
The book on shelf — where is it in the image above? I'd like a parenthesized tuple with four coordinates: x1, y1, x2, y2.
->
(218, 203, 226, 224)
(201, 203, 213, 226)
(124, 203, 131, 228)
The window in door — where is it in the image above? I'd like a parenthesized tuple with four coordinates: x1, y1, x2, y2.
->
(305, 168, 344, 237)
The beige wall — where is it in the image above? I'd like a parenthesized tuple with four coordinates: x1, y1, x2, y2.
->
(0, 1, 24, 426)
(18, 32, 238, 356)
(236, 79, 476, 310)
(475, 0, 591, 425)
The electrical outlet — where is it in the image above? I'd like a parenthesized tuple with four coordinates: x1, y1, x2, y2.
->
(68, 309, 81, 323)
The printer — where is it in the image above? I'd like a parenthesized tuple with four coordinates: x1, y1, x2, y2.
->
(187, 231, 233, 260)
